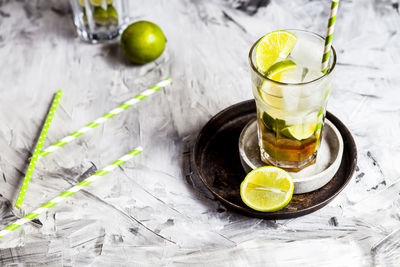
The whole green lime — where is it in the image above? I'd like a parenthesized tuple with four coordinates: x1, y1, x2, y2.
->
(120, 21, 166, 64)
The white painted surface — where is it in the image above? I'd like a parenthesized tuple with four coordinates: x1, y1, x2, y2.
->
(0, 0, 399, 265)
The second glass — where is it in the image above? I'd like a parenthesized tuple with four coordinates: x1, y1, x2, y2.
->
(69, 0, 131, 43)
(249, 29, 336, 171)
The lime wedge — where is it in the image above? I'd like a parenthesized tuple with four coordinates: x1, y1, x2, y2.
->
(262, 112, 286, 132)
(240, 166, 294, 212)
(266, 60, 297, 82)
(78, 0, 86, 7)
(261, 112, 274, 130)
(254, 31, 297, 74)
(281, 121, 317, 140)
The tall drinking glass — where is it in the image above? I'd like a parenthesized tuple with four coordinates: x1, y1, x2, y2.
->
(69, 0, 131, 43)
(249, 29, 336, 171)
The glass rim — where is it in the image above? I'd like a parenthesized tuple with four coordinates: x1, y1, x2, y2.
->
(249, 29, 337, 86)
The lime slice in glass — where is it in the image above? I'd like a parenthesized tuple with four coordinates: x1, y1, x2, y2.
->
(266, 60, 297, 82)
(258, 81, 283, 110)
(257, 60, 296, 109)
(78, 0, 86, 7)
(261, 112, 286, 132)
(107, 5, 118, 24)
(90, 0, 103, 6)
(93, 7, 109, 25)
(281, 120, 317, 140)
(261, 112, 274, 130)
(254, 31, 297, 74)
(240, 166, 294, 212)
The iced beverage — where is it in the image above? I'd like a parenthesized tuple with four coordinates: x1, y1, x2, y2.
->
(249, 30, 336, 171)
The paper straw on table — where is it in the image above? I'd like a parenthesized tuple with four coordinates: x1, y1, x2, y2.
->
(15, 90, 63, 209)
(39, 78, 171, 158)
(321, 0, 339, 74)
(1, 147, 143, 238)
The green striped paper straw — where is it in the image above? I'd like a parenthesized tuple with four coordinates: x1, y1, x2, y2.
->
(1, 147, 143, 238)
(15, 90, 63, 209)
(321, 0, 339, 74)
(39, 78, 171, 157)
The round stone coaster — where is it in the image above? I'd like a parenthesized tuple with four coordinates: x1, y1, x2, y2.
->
(239, 119, 344, 194)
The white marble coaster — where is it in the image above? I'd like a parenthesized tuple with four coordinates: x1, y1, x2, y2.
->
(239, 119, 344, 194)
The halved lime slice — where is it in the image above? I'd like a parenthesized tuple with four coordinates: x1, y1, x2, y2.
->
(254, 31, 297, 74)
(266, 60, 297, 82)
(240, 166, 294, 212)
(281, 121, 317, 140)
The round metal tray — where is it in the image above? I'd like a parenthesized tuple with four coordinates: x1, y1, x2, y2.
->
(192, 100, 357, 219)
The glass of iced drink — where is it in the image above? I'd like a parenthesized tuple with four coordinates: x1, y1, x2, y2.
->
(69, 0, 131, 43)
(249, 29, 336, 171)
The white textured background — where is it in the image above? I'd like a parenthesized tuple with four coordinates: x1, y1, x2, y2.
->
(0, 0, 399, 266)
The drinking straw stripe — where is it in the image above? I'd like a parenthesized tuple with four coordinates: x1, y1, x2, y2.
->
(39, 78, 171, 157)
(321, 0, 339, 74)
(15, 90, 63, 209)
(0, 147, 143, 238)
